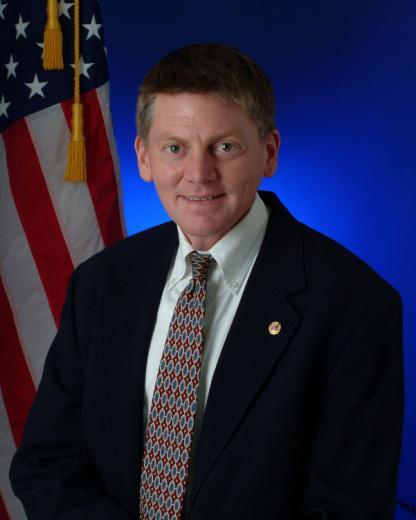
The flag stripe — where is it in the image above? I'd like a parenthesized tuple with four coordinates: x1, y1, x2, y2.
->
(2, 120, 75, 326)
(0, 392, 27, 520)
(61, 89, 124, 247)
(0, 279, 36, 446)
(26, 103, 106, 267)
(96, 83, 126, 237)
(0, 136, 57, 385)
(83, 88, 125, 245)
(0, 494, 10, 520)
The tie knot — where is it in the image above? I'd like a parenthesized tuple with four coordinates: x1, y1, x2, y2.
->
(189, 251, 215, 280)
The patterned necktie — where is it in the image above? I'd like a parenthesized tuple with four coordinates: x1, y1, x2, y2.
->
(140, 251, 215, 520)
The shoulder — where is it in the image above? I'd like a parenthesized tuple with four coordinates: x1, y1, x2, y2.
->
(260, 190, 401, 317)
(300, 222, 400, 305)
(73, 220, 178, 288)
(291, 221, 402, 345)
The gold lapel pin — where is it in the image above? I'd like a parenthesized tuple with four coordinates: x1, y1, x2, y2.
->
(268, 321, 282, 335)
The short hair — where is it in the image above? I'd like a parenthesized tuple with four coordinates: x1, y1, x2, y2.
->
(136, 43, 276, 142)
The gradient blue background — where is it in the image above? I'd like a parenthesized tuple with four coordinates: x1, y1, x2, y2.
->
(100, 0, 416, 515)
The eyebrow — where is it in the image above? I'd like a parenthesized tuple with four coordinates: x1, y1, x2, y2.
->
(155, 130, 246, 142)
(210, 131, 245, 141)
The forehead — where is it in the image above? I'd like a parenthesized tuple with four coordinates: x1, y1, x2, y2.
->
(148, 92, 258, 140)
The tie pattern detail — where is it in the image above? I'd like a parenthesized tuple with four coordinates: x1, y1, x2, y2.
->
(140, 252, 215, 520)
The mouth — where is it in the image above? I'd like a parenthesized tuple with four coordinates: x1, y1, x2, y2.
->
(182, 194, 225, 201)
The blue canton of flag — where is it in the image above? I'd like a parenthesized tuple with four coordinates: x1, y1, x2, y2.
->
(0, 0, 108, 132)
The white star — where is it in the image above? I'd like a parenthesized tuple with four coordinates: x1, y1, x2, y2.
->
(0, 1, 8, 20)
(82, 14, 101, 39)
(71, 55, 94, 78)
(59, 0, 73, 19)
(25, 74, 48, 99)
(15, 14, 30, 39)
(0, 95, 11, 118)
(5, 54, 18, 78)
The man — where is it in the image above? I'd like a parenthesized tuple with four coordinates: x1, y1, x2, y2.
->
(10, 44, 403, 519)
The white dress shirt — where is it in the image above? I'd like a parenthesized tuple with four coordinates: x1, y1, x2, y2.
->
(143, 193, 269, 488)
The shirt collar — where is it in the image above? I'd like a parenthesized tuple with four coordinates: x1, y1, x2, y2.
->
(169, 193, 269, 295)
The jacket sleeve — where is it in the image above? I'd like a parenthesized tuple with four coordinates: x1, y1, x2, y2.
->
(300, 290, 404, 519)
(9, 271, 135, 520)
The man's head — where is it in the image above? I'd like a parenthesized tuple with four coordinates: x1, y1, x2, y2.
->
(135, 44, 280, 251)
(136, 43, 276, 144)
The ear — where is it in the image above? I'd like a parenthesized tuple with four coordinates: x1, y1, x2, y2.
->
(134, 136, 153, 182)
(263, 129, 281, 178)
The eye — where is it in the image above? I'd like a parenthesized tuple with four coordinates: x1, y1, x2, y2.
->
(166, 144, 182, 154)
(217, 142, 236, 153)
(213, 142, 241, 155)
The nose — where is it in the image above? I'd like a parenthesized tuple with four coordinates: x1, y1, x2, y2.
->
(183, 148, 217, 184)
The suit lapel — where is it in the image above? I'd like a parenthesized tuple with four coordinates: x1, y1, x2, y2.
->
(189, 192, 306, 510)
(102, 226, 178, 511)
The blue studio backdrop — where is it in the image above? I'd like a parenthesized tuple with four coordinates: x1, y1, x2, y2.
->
(100, 0, 415, 516)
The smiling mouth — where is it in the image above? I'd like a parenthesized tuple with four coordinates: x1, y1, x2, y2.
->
(183, 194, 225, 201)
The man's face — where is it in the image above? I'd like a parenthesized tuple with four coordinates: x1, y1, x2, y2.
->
(135, 92, 280, 251)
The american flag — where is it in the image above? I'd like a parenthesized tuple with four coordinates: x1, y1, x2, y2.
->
(0, 1, 125, 518)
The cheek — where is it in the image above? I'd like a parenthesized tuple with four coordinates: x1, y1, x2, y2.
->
(151, 163, 182, 190)
(227, 166, 263, 195)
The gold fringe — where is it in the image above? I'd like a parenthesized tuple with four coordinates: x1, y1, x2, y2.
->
(65, 141, 86, 182)
(43, 0, 63, 70)
(64, 102, 87, 182)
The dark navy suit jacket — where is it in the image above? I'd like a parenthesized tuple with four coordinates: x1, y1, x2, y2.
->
(10, 191, 404, 519)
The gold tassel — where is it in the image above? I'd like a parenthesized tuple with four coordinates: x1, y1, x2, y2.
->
(64, 102, 87, 182)
(43, 0, 64, 70)
(65, 0, 87, 182)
